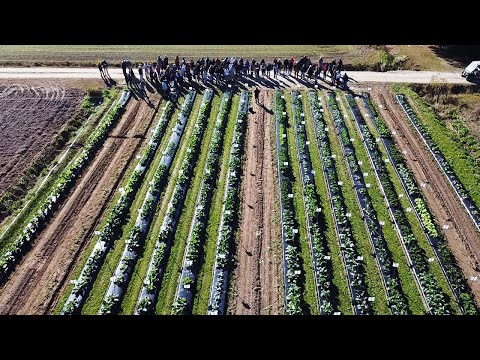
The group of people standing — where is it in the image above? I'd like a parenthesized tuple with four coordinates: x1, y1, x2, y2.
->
(99, 54, 351, 99)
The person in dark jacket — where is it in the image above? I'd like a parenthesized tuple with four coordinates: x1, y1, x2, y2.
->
(343, 72, 349, 88)
(254, 87, 260, 104)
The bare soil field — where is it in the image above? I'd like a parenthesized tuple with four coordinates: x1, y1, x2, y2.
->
(0, 84, 83, 196)
(0, 95, 161, 314)
(372, 87, 480, 303)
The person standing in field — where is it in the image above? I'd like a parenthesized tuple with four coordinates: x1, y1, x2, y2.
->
(254, 87, 260, 104)
(100, 59, 109, 77)
(98, 59, 110, 85)
(138, 64, 144, 82)
(283, 58, 289, 75)
(342, 72, 349, 88)
(121, 59, 129, 86)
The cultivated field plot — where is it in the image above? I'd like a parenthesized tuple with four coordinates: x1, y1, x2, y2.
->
(0, 81, 478, 315)
(0, 84, 83, 195)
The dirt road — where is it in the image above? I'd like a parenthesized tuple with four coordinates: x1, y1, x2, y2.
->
(0, 67, 471, 85)
(372, 87, 480, 304)
(228, 90, 284, 315)
(0, 95, 161, 314)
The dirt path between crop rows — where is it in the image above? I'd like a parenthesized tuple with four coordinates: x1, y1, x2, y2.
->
(372, 87, 480, 304)
(228, 90, 283, 315)
(0, 96, 161, 314)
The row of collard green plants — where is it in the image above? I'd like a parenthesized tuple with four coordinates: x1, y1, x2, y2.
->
(363, 93, 478, 314)
(62, 98, 175, 314)
(98, 89, 197, 314)
(319, 92, 372, 315)
(206, 91, 249, 315)
(291, 91, 336, 314)
(171, 91, 233, 315)
(396, 94, 480, 230)
(131, 89, 214, 314)
(273, 90, 303, 315)
(0, 91, 130, 286)
(339, 93, 409, 314)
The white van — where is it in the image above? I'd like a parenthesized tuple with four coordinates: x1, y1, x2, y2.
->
(461, 61, 480, 80)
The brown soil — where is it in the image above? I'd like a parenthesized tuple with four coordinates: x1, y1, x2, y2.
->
(0, 95, 161, 314)
(0, 84, 83, 196)
(228, 90, 284, 315)
(371, 86, 480, 304)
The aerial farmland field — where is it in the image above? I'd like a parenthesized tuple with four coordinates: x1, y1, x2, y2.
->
(0, 45, 479, 315)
